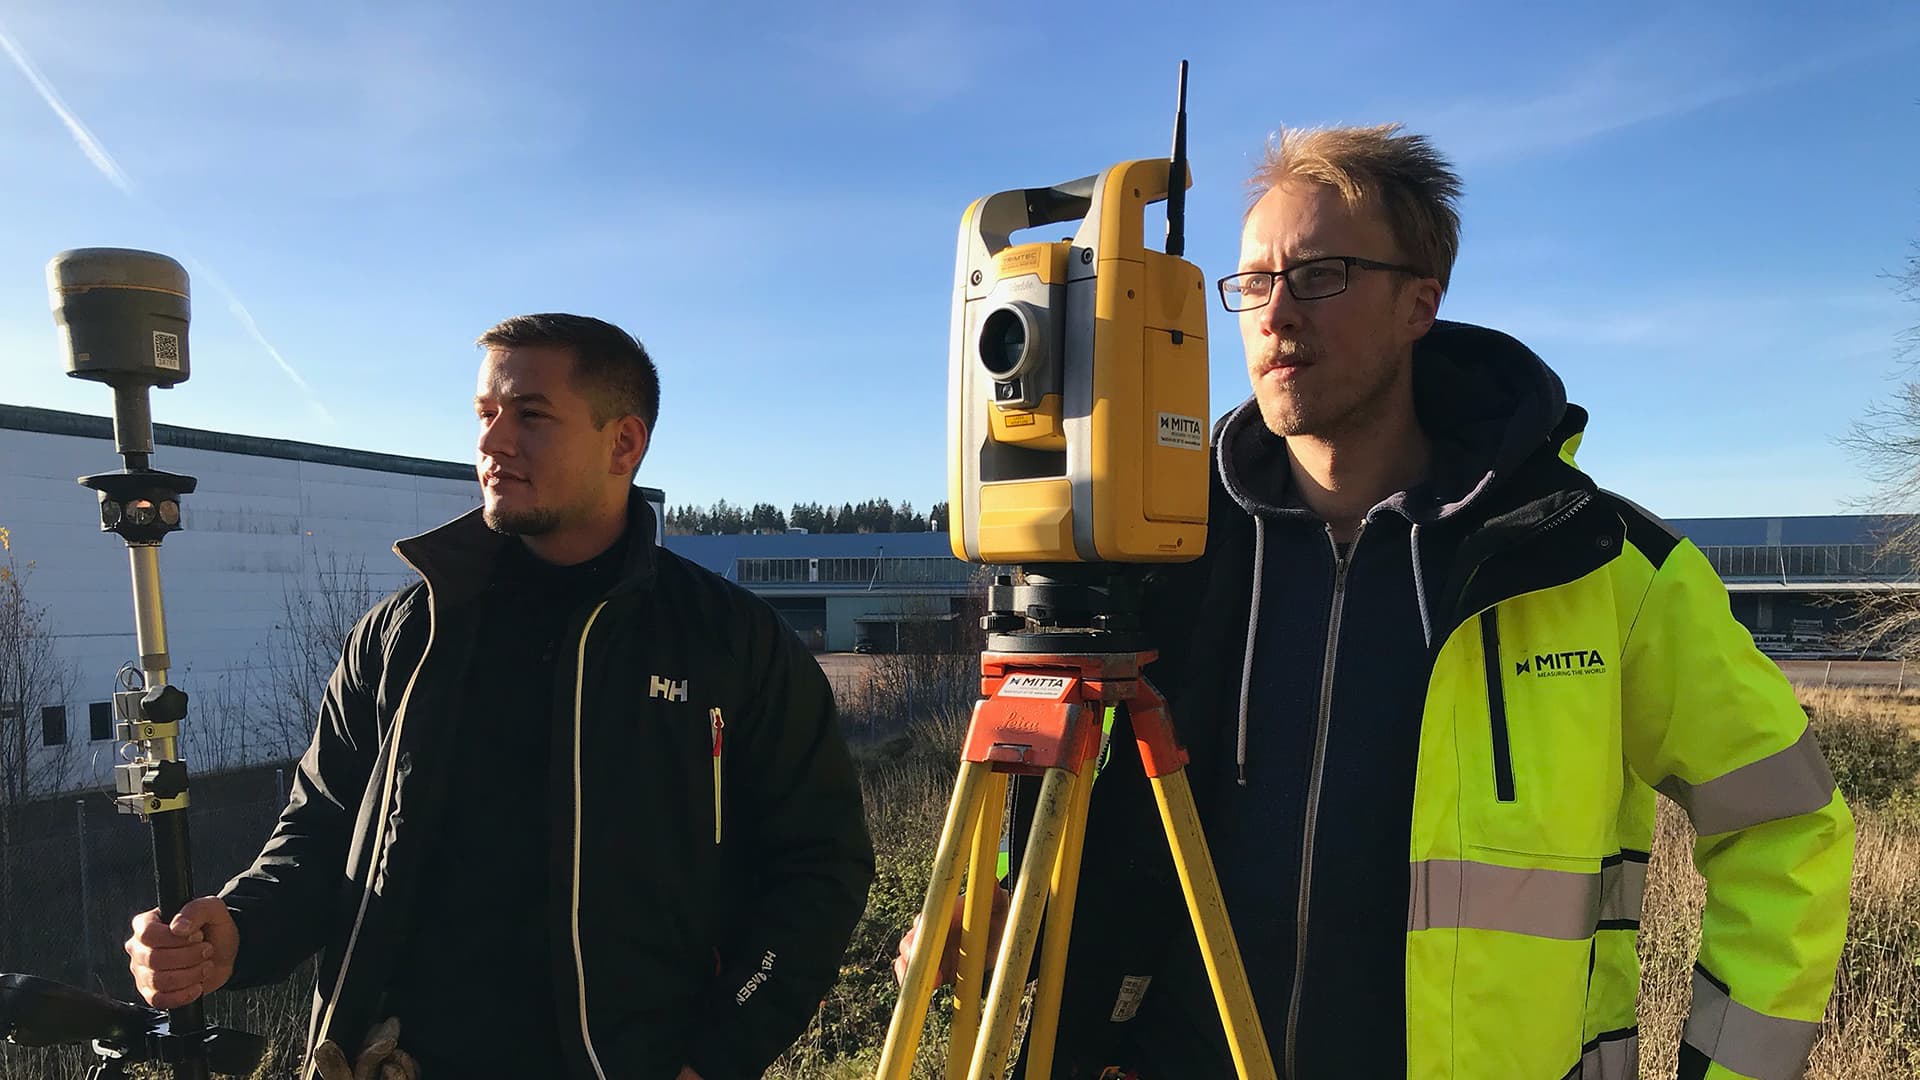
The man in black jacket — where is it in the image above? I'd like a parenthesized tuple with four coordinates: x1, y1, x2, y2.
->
(126, 314, 875, 1079)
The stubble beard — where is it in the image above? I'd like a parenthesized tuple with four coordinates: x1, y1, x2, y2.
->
(1258, 343, 1405, 443)
(483, 502, 563, 536)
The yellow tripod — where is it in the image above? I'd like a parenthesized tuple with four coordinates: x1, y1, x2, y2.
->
(878, 648, 1276, 1080)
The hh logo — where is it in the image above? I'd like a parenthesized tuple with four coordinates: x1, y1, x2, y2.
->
(1514, 650, 1608, 678)
(650, 675, 689, 702)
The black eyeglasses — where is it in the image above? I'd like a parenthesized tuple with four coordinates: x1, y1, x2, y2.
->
(1217, 256, 1426, 311)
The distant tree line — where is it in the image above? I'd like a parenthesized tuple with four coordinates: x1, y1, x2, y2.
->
(664, 499, 950, 536)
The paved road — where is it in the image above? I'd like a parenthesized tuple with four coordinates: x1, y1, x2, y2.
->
(818, 651, 1913, 691)
(816, 652, 877, 699)
(1776, 659, 1913, 688)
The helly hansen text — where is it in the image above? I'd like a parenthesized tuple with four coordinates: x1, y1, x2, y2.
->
(735, 951, 778, 1005)
(650, 676, 688, 701)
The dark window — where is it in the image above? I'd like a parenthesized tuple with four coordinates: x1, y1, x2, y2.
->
(90, 701, 114, 741)
(42, 705, 67, 746)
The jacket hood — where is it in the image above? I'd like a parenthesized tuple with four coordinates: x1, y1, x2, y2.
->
(1216, 320, 1574, 525)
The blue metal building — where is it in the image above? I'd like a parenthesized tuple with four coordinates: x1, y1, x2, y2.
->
(667, 515, 1919, 656)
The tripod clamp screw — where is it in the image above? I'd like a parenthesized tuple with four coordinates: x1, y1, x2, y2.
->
(109, 686, 192, 818)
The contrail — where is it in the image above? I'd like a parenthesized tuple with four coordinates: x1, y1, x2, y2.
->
(192, 260, 336, 424)
(0, 17, 333, 423)
(0, 22, 133, 194)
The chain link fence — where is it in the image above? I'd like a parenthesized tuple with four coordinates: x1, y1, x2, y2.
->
(0, 764, 309, 1078)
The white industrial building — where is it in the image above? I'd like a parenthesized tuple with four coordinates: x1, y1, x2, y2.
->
(0, 403, 663, 794)
(6, 401, 1915, 804)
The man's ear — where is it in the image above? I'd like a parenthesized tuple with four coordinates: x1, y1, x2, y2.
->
(611, 415, 650, 476)
(1403, 276, 1442, 341)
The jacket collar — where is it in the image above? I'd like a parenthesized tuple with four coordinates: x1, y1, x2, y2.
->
(393, 488, 661, 609)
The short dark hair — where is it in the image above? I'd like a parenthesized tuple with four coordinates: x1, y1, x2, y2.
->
(476, 313, 659, 432)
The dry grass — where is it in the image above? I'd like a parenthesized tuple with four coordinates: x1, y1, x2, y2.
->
(1638, 686, 1920, 1079)
(13, 681, 1914, 1079)
(809, 681, 1920, 1078)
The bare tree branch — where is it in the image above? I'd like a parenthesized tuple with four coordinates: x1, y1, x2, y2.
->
(0, 549, 77, 964)
(1837, 239, 1920, 657)
(249, 551, 380, 760)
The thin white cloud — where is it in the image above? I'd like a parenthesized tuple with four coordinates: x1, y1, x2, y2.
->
(0, 20, 133, 193)
(191, 261, 334, 425)
(0, 5, 585, 198)
(790, 9, 999, 111)
(1409, 24, 1920, 165)
(1467, 288, 1909, 354)
(0, 14, 331, 424)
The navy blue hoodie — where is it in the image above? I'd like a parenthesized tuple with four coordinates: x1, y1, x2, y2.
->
(1027, 321, 1578, 1078)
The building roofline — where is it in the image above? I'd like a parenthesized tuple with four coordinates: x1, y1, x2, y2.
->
(1725, 581, 1920, 593)
(1, 402, 666, 498)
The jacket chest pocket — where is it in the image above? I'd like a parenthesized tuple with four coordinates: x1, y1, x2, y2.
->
(573, 639, 732, 847)
(1465, 604, 1623, 859)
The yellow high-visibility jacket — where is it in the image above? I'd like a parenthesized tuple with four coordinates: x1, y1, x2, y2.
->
(1404, 467, 1854, 1080)
(1042, 322, 1854, 1080)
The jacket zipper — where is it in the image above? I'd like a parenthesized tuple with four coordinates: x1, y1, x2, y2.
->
(1285, 523, 1361, 1079)
(1459, 494, 1598, 809)
(1448, 490, 1597, 631)
(571, 601, 612, 1080)
(305, 577, 435, 1079)
(1481, 607, 1517, 802)
(1532, 491, 1594, 540)
(710, 706, 726, 844)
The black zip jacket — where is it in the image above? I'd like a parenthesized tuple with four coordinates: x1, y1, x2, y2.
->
(1029, 321, 1607, 1077)
(219, 492, 875, 1080)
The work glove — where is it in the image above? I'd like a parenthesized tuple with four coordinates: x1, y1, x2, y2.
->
(312, 1016, 420, 1080)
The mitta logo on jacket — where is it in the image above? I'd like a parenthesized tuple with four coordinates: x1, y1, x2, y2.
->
(649, 675, 689, 701)
(1514, 650, 1608, 678)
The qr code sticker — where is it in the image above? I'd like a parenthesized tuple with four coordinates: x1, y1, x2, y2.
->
(152, 331, 181, 371)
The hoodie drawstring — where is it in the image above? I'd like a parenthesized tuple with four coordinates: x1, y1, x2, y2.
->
(1411, 523, 1433, 649)
(1236, 515, 1267, 786)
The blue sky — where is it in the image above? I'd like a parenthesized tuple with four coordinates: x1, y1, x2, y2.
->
(0, 1, 1915, 519)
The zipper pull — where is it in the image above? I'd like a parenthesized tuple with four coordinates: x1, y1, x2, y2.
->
(710, 707, 725, 844)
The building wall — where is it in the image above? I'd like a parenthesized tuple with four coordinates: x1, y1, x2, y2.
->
(6, 404, 1910, 805)
(764, 597, 828, 651)
(825, 594, 952, 652)
(1, 423, 484, 791)
(2, 407, 679, 798)
(1727, 592, 1862, 654)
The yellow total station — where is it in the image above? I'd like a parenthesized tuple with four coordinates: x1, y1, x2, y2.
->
(948, 158, 1211, 566)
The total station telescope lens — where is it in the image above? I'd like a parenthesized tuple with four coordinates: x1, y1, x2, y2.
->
(979, 307, 1028, 378)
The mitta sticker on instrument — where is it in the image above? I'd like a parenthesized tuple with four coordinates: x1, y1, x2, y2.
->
(999, 674, 1073, 700)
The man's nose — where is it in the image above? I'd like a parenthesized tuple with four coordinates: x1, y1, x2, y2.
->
(478, 415, 515, 460)
(1256, 281, 1305, 338)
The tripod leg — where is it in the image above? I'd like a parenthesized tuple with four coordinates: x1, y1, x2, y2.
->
(879, 759, 995, 1080)
(947, 771, 1009, 1080)
(1022, 714, 1103, 1079)
(1151, 770, 1278, 1080)
(968, 766, 1077, 1080)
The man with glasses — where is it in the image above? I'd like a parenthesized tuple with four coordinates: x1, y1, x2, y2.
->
(900, 125, 1852, 1079)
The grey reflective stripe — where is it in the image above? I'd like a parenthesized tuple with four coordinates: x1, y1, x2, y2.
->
(1408, 859, 1600, 940)
(1657, 726, 1836, 836)
(1683, 968, 1819, 1080)
(1566, 1029, 1638, 1080)
(1598, 857, 1647, 924)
